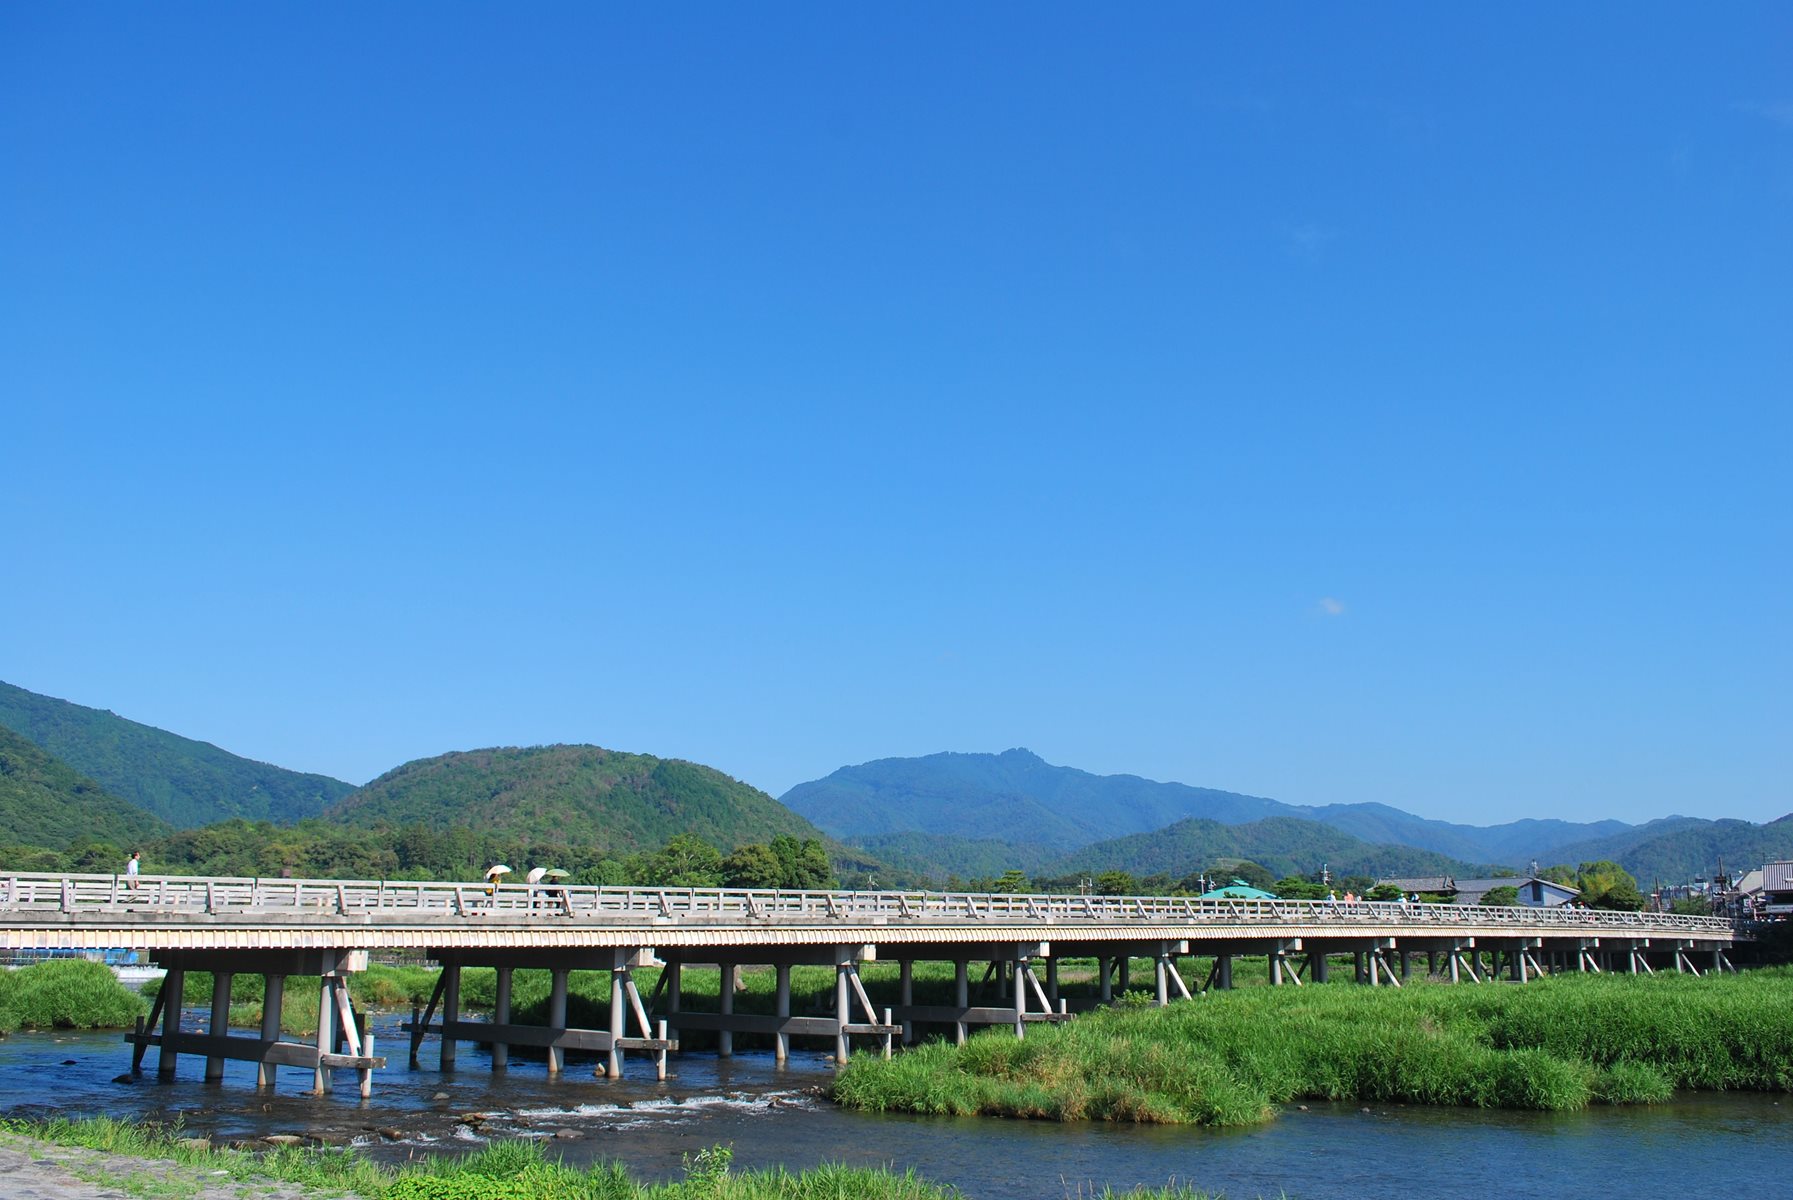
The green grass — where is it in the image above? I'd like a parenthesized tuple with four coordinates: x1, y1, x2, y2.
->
(0, 958, 148, 1031)
(0, 1117, 1236, 1200)
(834, 967, 1793, 1127)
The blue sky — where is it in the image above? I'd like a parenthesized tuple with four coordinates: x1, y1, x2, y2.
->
(3, 5, 1788, 825)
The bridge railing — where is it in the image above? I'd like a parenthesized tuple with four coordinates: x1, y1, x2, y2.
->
(0, 871, 1734, 935)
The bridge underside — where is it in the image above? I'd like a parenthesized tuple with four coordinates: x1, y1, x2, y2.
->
(124, 931, 1735, 1093)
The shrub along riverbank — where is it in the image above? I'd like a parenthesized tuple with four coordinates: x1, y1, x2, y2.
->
(0, 959, 146, 1032)
(1, 1116, 1224, 1200)
(833, 968, 1793, 1126)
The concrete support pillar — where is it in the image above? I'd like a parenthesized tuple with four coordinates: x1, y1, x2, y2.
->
(1399, 950, 1411, 981)
(1045, 958, 1059, 1007)
(1116, 956, 1130, 994)
(1309, 951, 1329, 983)
(440, 964, 460, 1072)
(1428, 950, 1439, 977)
(313, 976, 335, 1094)
(1270, 951, 1284, 987)
(899, 960, 914, 1044)
(257, 974, 284, 1087)
(158, 967, 185, 1079)
(492, 968, 512, 1070)
(953, 960, 969, 1046)
(1097, 956, 1113, 1003)
(1012, 951, 1026, 1038)
(835, 962, 852, 1065)
(546, 969, 567, 1077)
(666, 960, 682, 1053)
(1216, 954, 1233, 990)
(719, 964, 736, 1058)
(774, 964, 792, 1064)
(1156, 954, 1170, 1005)
(607, 963, 627, 1079)
(205, 971, 233, 1082)
(1353, 951, 1367, 984)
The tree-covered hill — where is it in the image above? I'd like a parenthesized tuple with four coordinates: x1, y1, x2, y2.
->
(0, 724, 170, 849)
(0, 681, 355, 828)
(781, 748, 1290, 849)
(325, 744, 825, 855)
(1046, 816, 1485, 883)
(1549, 813, 1793, 886)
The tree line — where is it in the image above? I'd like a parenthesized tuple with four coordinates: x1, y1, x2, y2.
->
(0, 821, 836, 891)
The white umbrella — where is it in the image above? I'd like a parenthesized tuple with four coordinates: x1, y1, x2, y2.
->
(526, 867, 547, 884)
(485, 864, 512, 880)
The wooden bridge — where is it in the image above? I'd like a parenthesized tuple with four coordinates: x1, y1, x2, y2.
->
(0, 871, 1738, 1097)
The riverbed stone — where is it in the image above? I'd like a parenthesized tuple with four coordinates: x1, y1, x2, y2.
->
(262, 1135, 304, 1147)
(554, 1128, 582, 1140)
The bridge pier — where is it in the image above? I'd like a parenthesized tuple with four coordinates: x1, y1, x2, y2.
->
(953, 959, 969, 1045)
(439, 963, 460, 1071)
(159, 966, 184, 1078)
(257, 973, 284, 1087)
(1309, 948, 1329, 983)
(899, 959, 913, 1044)
(546, 968, 567, 1076)
(775, 963, 793, 1062)
(492, 968, 512, 1070)
(1096, 956, 1112, 1003)
(205, 970, 232, 1082)
(718, 963, 735, 1057)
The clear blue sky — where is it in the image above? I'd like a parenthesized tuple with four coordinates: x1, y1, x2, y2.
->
(3, 5, 1788, 825)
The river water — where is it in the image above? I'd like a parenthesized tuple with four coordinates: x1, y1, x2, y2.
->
(2, 1011, 1788, 1198)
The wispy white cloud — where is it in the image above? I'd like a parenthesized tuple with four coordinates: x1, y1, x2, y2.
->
(1736, 100, 1793, 128)
(1316, 597, 1346, 617)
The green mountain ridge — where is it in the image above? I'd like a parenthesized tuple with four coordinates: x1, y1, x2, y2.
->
(0, 724, 171, 850)
(325, 744, 826, 856)
(1046, 815, 1485, 882)
(0, 681, 355, 828)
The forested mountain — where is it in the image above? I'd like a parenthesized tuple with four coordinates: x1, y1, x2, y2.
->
(0, 724, 170, 849)
(1046, 816, 1482, 882)
(782, 749, 1288, 849)
(780, 749, 1680, 869)
(326, 744, 824, 855)
(0, 681, 355, 828)
(1545, 814, 1793, 886)
(843, 832, 1062, 883)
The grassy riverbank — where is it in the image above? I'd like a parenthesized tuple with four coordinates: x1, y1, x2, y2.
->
(1, 1117, 1224, 1200)
(834, 968, 1793, 1126)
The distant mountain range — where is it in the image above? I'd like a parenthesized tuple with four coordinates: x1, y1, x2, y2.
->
(782, 749, 1792, 884)
(2, 681, 1788, 888)
(0, 680, 354, 827)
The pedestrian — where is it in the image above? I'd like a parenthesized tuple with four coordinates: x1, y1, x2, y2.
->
(126, 850, 141, 891)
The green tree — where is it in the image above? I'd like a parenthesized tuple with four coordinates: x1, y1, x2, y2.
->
(1366, 883, 1405, 902)
(1228, 861, 1277, 891)
(1577, 860, 1645, 911)
(722, 843, 783, 888)
(1274, 876, 1328, 900)
(1094, 870, 1136, 896)
(768, 835, 834, 889)
(1481, 885, 1522, 906)
(992, 869, 1032, 893)
(1539, 864, 1579, 886)
(633, 834, 724, 887)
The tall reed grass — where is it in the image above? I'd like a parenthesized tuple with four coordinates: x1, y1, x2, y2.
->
(835, 968, 1793, 1126)
(0, 958, 147, 1031)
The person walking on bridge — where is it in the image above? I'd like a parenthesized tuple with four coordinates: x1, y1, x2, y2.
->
(125, 851, 140, 891)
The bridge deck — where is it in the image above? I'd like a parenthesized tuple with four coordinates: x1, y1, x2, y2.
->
(0, 871, 1735, 952)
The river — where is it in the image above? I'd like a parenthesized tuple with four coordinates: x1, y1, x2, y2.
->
(2, 1011, 1788, 1198)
